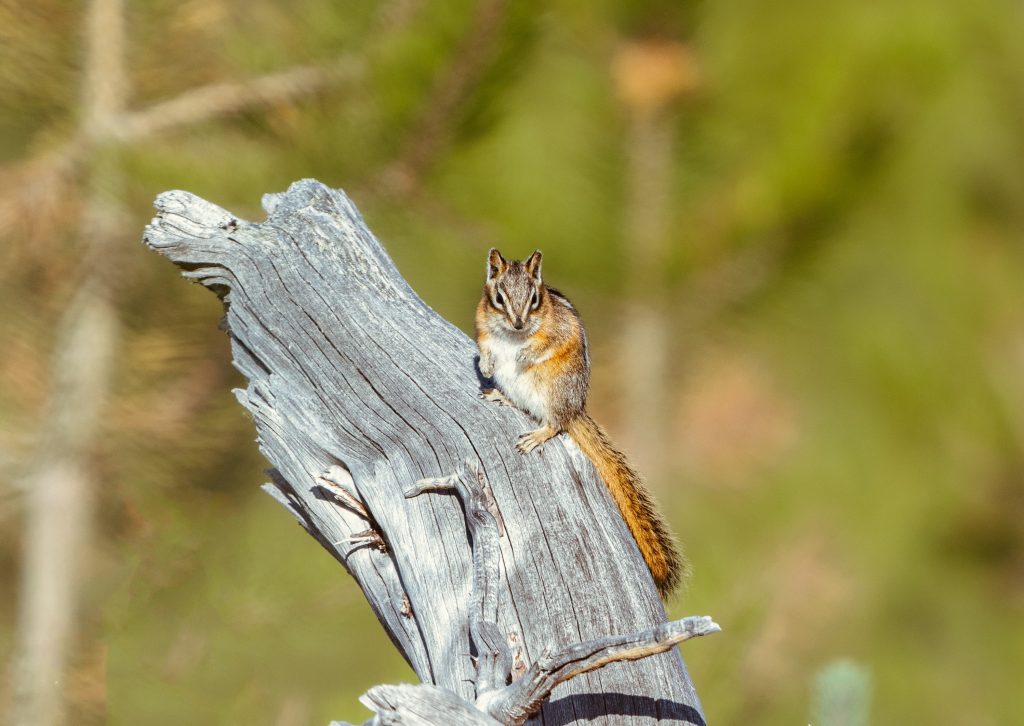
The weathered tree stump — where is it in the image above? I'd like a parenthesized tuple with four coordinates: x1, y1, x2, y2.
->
(143, 179, 716, 725)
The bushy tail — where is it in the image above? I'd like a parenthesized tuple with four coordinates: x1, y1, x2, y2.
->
(566, 414, 684, 598)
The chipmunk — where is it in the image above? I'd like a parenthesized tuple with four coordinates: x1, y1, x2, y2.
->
(475, 248, 683, 598)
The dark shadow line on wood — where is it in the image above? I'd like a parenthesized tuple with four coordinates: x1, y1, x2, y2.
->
(545, 694, 706, 726)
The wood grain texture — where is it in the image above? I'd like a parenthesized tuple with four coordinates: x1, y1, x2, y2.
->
(143, 179, 707, 724)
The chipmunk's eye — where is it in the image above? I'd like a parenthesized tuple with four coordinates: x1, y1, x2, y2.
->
(495, 291, 504, 308)
(531, 290, 539, 308)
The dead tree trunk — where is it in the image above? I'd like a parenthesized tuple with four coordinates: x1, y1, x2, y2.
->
(142, 179, 716, 725)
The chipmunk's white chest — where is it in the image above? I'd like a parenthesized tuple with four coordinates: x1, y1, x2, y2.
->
(484, 335, 549, 422)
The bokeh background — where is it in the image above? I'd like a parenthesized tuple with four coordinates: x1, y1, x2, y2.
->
(2, 0, 1023, 724)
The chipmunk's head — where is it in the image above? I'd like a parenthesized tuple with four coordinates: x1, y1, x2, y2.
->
(484, 248, 545, 332)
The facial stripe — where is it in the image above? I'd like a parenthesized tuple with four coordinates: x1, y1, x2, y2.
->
(520, 295, 532, 320)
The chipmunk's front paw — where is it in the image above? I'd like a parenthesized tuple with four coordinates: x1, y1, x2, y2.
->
(480, 388, 513, 407)
(516, 427, 556, 454)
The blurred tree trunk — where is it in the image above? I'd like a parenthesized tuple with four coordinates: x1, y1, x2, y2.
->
(5, 2, 373, 723)
(8, 0, 124, 723)
(612, 40, 699, 485)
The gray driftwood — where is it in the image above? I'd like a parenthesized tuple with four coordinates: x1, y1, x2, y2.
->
(143, 179, 716, 725)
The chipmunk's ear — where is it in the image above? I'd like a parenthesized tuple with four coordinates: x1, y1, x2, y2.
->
(525, 250, 543, 281)
(487, 248, 507, 280)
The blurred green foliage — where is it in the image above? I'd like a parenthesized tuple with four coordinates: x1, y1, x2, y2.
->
(2, 0, 1023, 724)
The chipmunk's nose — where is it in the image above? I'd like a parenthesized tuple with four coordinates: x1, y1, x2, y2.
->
(512, 317, 524, 330)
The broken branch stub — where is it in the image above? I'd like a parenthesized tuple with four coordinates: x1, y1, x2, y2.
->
(143, 179, 710, 723)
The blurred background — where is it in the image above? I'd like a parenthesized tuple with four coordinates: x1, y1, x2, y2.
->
(2, 0, 1023, 724)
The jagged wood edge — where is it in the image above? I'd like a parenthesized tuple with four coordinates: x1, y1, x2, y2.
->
(143, 187, 433, 677)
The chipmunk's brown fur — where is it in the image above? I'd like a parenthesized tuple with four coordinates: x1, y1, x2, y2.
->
(475, 248, 683, 598)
